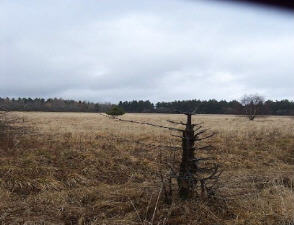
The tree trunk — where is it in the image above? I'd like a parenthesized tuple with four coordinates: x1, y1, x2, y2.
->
(178, 114, 195, 199)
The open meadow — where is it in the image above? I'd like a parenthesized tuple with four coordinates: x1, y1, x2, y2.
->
(1, 112, 294, 225)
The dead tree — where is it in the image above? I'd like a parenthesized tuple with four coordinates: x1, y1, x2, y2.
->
(101, 112, 221, 201)
(165, 113, 220, 200)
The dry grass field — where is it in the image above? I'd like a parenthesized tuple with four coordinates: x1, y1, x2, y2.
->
(1, 112, 294, 225)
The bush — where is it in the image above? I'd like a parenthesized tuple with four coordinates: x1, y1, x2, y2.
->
(106, 106, 125, 116)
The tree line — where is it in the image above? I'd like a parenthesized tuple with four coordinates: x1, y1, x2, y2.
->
(1, 97, 294, 115)
(120, 99, 294, 115)
(0, 97, 113, 112)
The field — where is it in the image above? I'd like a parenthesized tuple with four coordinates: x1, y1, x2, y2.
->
(1, 112, 294, 225)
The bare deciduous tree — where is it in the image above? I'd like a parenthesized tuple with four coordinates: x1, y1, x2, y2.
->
(240, 94, 265, 121)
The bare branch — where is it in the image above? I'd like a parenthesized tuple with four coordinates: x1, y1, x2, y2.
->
(100, 113, 184, 132)
(167, 120, 186, 126)
(202, 167, 222, 181)
(193, 125, 203, 132)
(171, 134, 184, 139)
(197, 164, 219, 174)
(197, 145, 215, 151)
(192, 122, 204, 127)
(191, 157, 216, 162)
(195, 132, 216, 141)
(194, 129, 209, 137)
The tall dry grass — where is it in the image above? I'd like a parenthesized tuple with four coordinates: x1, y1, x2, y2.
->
(0, 112, 294, 224)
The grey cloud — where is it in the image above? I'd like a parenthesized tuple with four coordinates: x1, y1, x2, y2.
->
(1, 0, 294, 102)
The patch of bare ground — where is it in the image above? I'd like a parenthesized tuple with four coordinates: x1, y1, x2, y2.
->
(0, 112, 294, 224)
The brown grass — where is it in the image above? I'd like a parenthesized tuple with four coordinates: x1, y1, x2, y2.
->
(1, 112, 294, 225)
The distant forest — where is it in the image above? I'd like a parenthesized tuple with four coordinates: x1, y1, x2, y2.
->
(1, 97, 294, 115)
(0, 98, 113, 112)
(119, 99, 294, 115)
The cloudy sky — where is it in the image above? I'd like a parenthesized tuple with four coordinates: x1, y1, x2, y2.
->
(1, 0, 293, 103)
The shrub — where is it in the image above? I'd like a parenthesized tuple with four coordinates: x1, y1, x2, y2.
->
(106, 106, 125, 116)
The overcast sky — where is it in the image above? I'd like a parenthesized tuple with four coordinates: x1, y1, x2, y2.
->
(1, 0, 293, 103)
